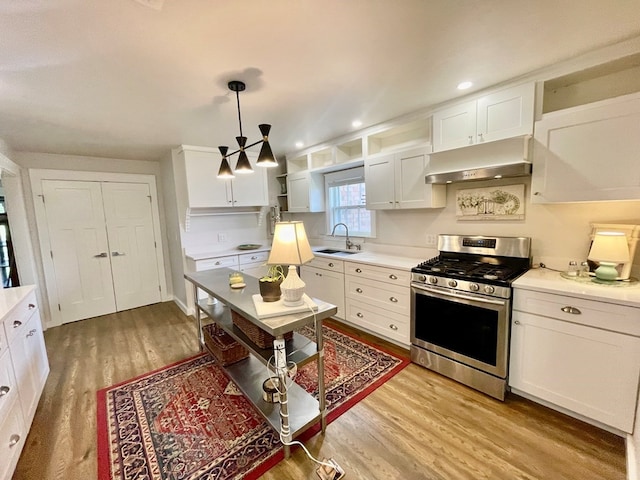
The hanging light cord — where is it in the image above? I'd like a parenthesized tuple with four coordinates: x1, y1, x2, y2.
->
(235, 88, 244, 139)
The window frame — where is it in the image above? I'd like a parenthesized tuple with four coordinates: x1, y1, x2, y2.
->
(324, 166, 376, 239)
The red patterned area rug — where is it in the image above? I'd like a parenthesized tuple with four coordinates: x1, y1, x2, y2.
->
(97, 323, 409, 480)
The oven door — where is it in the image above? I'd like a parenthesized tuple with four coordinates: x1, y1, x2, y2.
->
(410, 283, 510, 378)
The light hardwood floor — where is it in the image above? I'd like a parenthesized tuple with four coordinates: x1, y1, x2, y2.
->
(14, 301, 626, 480)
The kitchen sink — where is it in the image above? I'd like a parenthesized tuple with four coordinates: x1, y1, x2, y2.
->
(315, 248, 360, 256)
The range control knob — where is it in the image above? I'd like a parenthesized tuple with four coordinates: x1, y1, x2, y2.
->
(484, 285, 495, 294)
(428, 276, 438, 285)
(447, 279, 458, 288)
(417, 274, 427, 283)
(469, 283, 480, 292)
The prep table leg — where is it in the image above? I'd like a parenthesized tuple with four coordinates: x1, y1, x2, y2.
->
(193, 285, 204, 351)
(274, 336, 291, 458)
(316, 316, 327, 433)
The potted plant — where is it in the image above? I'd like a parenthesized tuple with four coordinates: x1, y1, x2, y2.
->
(258, 264, 285, 302)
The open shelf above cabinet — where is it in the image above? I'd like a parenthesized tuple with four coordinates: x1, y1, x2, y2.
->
(367, 117, 431, 156)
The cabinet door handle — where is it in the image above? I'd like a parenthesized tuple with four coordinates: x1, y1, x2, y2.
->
(94, 252, 108, 258)
(356, 288, 363, 293)
(328, 263, 334, 267)
(9, 434, 20, 447)
(12, 320, 22, 329)
(389, 274, 397, 280)
(478, 133, 484, 141)
(389, 324, 398, 331)
(112, 251, 126, 257)
(561, 306, 582, 315)
(468, 135, 473, 144)
(0, 385, 10, 397)
(355, 268, 362, 273)
(316, 272, 322, 277)
(27, 329, 37, 337)
(250, 256, 258, 260)
(28, 303, 36, 310)
(356, 312, 363, 318)
(215, 261, 222, 265)
(389, 296, 398, 303)
(514, 320, 521, 325)
(533, 192, 541, 196)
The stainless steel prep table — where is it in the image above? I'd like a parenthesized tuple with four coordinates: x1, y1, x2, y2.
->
(184, 268, 337, 457)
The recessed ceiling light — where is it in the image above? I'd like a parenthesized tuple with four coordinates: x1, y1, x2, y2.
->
(295, 141, 304, 149)
(457, 81, 473, 90)
(352, 120, 362, 128)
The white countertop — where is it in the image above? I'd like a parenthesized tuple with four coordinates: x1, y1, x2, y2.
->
(0, 285, 36, 319)
(186, 246, 270, 261)
(513, 268, 640, 308)
(312, 248, 423, 271)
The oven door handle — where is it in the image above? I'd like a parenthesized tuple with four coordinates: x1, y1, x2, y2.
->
(412, 283, 506, 306)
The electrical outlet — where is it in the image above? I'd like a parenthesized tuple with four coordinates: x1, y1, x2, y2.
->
(218, 233, 227, 243)
(425, 234, 437, 247)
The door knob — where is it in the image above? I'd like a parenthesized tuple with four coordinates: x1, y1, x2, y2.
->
(9, 434, 20, 447)
(112, 252, 126, 257)
(94, 252, 108, 258)
(0, 385, 10, 397)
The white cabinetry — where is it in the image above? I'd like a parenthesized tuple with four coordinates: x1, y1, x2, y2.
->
(0, 286, 49, 480)
(365, 147, 445, 210)
(238, 251, 269, 279)
(287, 171, 325, 213)
(178, 146, 269, 208)
(509, 288, 640, 433)
(531, 92, 640, 203)
(300, 257, 345, 319)
(344, 262, 411, 346)
(432, 83, 535, 152)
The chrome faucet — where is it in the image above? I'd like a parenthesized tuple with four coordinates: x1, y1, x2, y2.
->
(330, 223, 360, 250)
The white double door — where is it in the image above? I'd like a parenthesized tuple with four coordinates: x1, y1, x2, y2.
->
(41, 180, 162, 324)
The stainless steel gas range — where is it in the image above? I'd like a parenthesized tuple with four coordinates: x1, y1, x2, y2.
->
(410, 234, 531, 400)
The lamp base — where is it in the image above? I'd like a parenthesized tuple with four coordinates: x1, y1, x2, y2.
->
(593, 262, 620, 282)
(280, 265, 306, 307)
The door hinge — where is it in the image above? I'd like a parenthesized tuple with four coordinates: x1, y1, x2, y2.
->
(158, 285, 161, 292)
(154, 241, 157, 248)
(50, 250, 54, 259)
(147, 195, 152, 202)
(38, 194, 45, 204)
(58, 303, 61, 311)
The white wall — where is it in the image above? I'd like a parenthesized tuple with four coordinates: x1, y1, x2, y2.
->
(295, 176, 640, 271)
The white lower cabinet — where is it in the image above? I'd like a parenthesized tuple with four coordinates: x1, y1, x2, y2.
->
(0, 286, 49, 480)
(509, 288, 640, 433)
(238, 251, 269, 279)
(344, 262, 411, 346)
(300, 258, 345, 319)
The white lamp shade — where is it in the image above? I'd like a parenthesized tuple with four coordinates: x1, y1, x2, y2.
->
(267, 221, 314, 266)
(588, 232, 630, 263)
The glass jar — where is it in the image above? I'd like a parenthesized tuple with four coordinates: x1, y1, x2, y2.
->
(566, 261, 579, 277)
(229, 272, 244, 285)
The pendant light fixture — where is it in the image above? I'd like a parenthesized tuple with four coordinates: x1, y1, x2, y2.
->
(217, 80, 278, 178)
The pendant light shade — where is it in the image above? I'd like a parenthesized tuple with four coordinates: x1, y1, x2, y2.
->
(234, 136, 253, 174)
(216, 81, 279, 178)
(217, 146, 234, 179)
(256, 124, 278, 167)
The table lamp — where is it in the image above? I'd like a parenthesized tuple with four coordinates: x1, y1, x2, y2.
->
(587, 231, 630, 282)
(267, 221, 315, 306)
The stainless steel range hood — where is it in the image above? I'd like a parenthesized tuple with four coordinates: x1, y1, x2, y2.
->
(425, 136, 533, 184)
(425, 162, 532, 184)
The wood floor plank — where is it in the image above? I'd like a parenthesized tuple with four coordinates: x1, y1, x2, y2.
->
(13, 302, 626, 480)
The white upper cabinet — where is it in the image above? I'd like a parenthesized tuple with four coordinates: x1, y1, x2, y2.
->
(180, 146, 268, 208)
(286, 171, 325, 213)
(432, 83, 535, 153)
(365, 146, 445, 210)
(531, 92, 640, 203)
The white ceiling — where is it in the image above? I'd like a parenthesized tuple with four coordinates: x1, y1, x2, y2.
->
(1, 0, 639, 162)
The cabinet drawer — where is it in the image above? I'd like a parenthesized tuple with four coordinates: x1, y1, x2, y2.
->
(0, 394, 26, 480)
(4, 290, 38, 346)
(196, 255, 239, 271)
(239, 251, 269, 266)
(307, 257, 344, 273)
(345, 276, 409, 316)
(0, 350, 19, 420)
(513, 289, 640, 336)
(344, 262, 410, 285)
(345, 299, 409, 345)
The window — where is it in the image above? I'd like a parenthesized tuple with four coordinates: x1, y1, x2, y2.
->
(325, 167, 375, 238)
